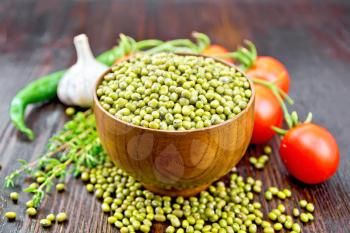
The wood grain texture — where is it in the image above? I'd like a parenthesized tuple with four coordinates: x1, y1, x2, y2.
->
(1, 0, 350, 232)
(93, 58, 255, 196)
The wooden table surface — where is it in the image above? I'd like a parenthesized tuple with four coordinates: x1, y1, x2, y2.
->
(1, 0, 350, 232)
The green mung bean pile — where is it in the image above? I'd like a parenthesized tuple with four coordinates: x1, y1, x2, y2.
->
(4, 111, 316, 232)
(97, 53, 252, 130)
(80, 158, 314, 233)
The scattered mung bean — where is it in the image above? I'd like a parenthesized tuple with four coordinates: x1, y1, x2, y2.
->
(26, 208, 37, 217)
(56, 183, 65, 192)
(300, 213, 309, 223)
(282, 189, 292, 197)
(10, 192, 19, 202)
(277, 204, 285, 213)
(47, 214, 55, 222)
(26, 200, 34, 208)
(56, 212, 67, 223)
(5, 212, 16, 221)
(65, 107, 76, 116)
(273, 222, 283, 231)
(284, 220, 293, 229)
(264, 191, 273, 201)
(263, 146, 272, 155)
(299, 200, 307, 208)
(306, 203, 315, 212)
(307, 212, 314, 221)
(40, 219, 52, 227)
(293, 208, 300, 217)
(292, 223, 301, 233)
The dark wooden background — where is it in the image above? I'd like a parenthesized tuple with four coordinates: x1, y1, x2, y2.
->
(1, 0, 350, 232)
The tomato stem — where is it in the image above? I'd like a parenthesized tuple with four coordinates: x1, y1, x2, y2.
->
(277, 88, 294, 105)
(231, 52, 252, 69)
(239, 47, 255, 67)
(201, 51, 247, 68)
(291, 111, 299, 126)
(192, 31, 211, 52)
(272, 126, 288, 136)
(243, 40, 257, 61)
(136, 39, 164, 50)
(304, 112, 313, 123)
(223, 40, 257, 70)
(252, 79, 294, 129)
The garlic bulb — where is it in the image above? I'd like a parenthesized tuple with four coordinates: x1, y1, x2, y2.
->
(57, 34, 108, 107)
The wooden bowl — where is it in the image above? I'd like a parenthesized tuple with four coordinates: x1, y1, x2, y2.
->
(93, 54, 255, 196)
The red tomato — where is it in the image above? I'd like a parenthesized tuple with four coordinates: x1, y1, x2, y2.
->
(247, 56, 290, 94)
(203, 45, 233, 63)
(279, 123, 340, 184)
(251, 85, 283, 144)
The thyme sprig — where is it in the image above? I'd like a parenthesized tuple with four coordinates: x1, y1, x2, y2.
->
(4, 110, 105, 207)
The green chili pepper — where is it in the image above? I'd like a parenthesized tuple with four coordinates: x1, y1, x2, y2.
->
(10, 70, 65, 140)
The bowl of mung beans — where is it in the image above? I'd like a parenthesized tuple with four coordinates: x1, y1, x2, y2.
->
(93, 53, 255, 196)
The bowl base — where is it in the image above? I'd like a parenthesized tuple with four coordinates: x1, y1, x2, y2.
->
(142, 183, 211, 197)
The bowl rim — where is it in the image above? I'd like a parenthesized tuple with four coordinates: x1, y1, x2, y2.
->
(93, 52, 255, 134)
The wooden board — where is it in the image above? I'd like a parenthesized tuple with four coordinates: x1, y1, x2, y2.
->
(1, 0, 350, 232)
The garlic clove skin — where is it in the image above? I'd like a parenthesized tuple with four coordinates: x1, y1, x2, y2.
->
(58, 34, 108, 107)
